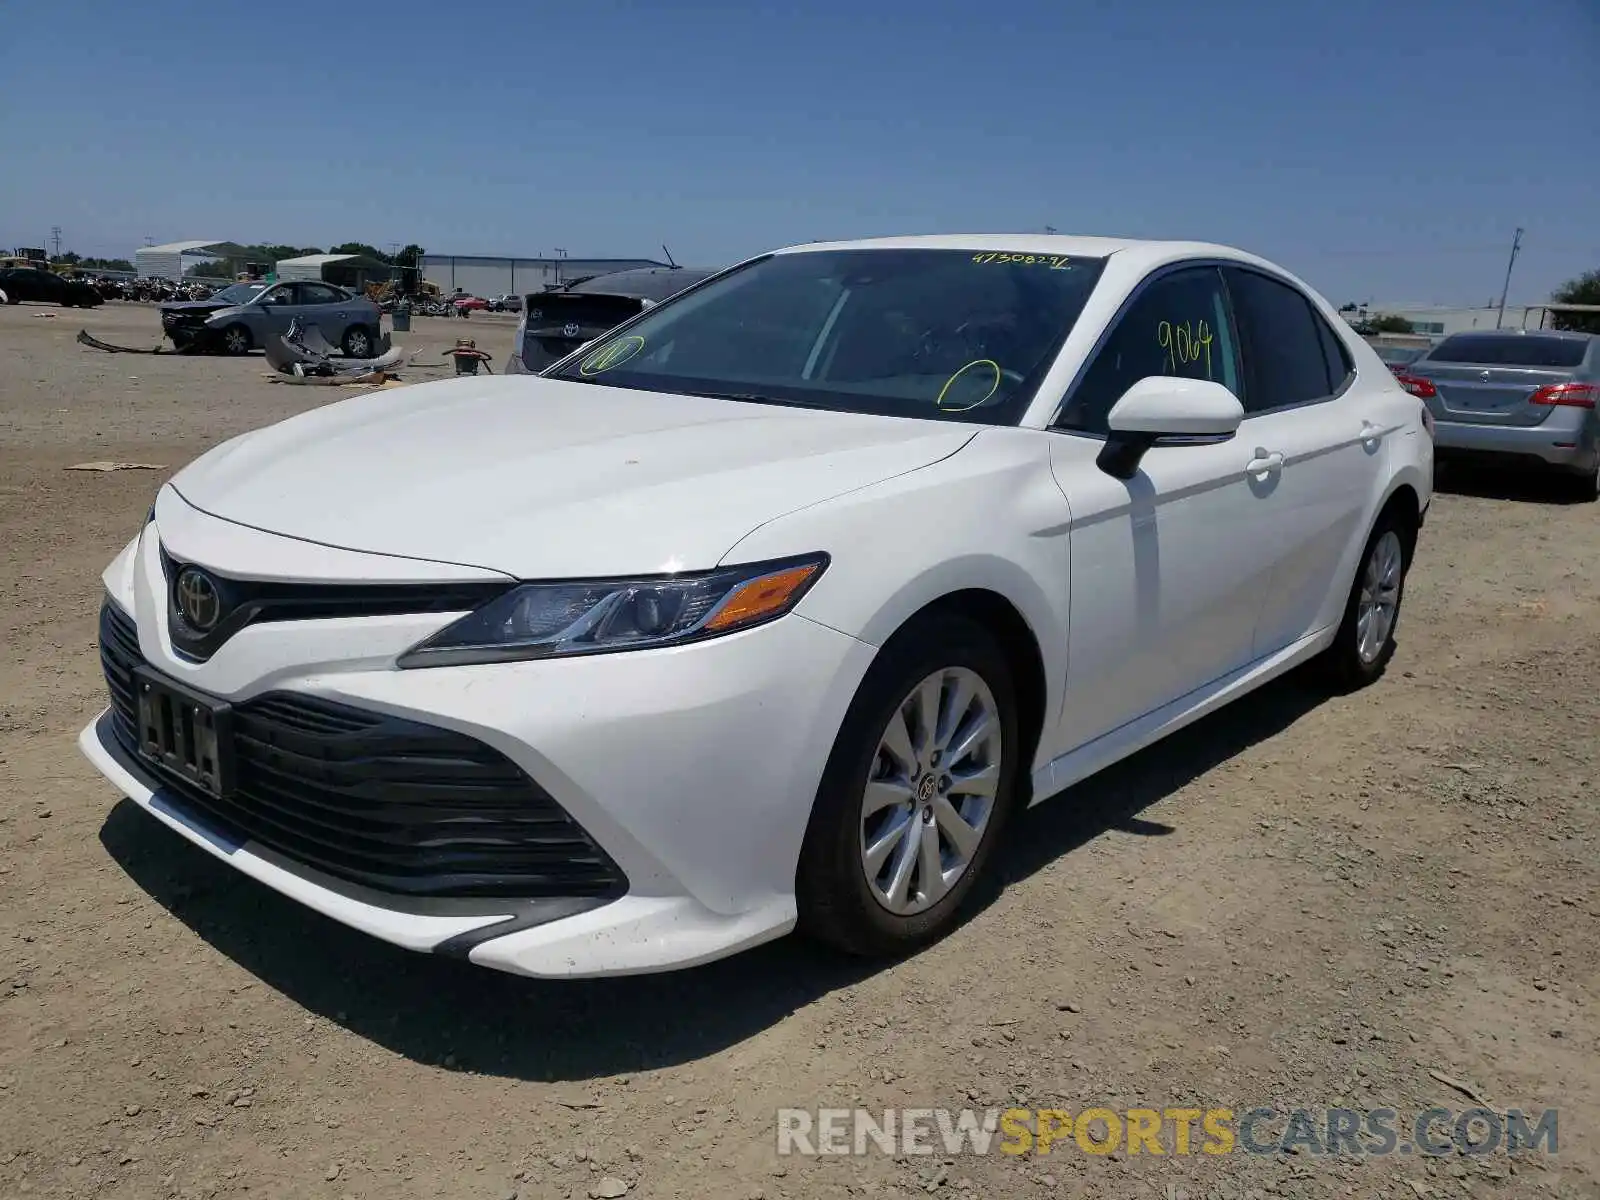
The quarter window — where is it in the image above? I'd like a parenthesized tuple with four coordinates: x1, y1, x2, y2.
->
(1224, 269, 1342, 412)
(1055, 266, 1241, 434)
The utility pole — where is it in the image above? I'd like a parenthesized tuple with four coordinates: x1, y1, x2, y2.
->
(1495, 227, 1524, 329)
(50, 226, 62, 258)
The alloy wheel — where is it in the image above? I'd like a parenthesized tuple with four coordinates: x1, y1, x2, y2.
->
(1356, 530, 1403, 663)
(859, 667, 1003, 915)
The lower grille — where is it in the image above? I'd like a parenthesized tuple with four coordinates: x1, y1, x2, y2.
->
(98, 601, 626, 899)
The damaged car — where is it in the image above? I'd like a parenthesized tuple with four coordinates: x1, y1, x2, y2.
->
(161, 281, 383, 356)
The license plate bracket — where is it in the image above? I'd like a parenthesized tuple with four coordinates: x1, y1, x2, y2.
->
(132, 667, 233, 799)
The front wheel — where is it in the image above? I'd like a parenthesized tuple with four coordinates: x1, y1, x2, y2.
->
(1318, 511, 1411, 690)
(219, 324, 252, 355)
(797, 612, 1021, 957)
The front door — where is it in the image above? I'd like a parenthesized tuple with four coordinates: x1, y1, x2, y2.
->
(255, 283, 303, 341)
(1047, 265, 1279, 755)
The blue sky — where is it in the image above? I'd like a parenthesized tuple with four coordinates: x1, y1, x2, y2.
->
(3, 0, 1595, 305)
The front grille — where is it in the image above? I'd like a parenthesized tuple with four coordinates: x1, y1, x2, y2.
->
(158, 545, 509, 662)
(98, 602, 626, 899)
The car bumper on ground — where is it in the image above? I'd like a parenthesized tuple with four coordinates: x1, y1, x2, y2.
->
(1432, 413, 1597, 473)
(78, 523, 876, 977)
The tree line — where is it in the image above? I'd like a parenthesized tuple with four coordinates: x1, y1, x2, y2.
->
(182, 243, 426, 281)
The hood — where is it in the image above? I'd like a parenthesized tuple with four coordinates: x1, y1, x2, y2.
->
(160, 299, 232, 314)
(170, 376, 978, 578)
(202, 303, 255, 324)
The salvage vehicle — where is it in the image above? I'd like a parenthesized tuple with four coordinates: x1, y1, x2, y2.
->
(161, 280, 382, 356)
(507, 265, 716, 373)
(1397, 330, 1598, 500)
(80, 235, 1432, 977)
(0, 265, 104, 307)
(159, 281, 267, 348)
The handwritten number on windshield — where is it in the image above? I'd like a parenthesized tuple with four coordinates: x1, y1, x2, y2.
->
(970, 253, 1075, 270)
(1158, 320, 1213, 378)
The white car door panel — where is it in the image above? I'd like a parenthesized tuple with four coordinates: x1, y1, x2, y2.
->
(1245, 402, 1382, 655)
(1045, 263, 1283, 752)
(1050, 437, 1276, 752)
(1220, 266, 1389, 656)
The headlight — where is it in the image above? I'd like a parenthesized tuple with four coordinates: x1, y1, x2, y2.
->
(397, 553, 828, 668)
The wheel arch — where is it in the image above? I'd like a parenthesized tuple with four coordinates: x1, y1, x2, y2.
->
(873, 587, 1050, 802)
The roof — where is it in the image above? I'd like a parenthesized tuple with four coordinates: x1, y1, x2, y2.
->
(275, 253, 388, 269)
(136, 240, 248, 257)
(419, 253, 670, 266)
(779, 234, 1144, 257)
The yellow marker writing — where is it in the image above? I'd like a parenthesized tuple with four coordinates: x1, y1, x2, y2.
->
(936, 358, 1002, 411)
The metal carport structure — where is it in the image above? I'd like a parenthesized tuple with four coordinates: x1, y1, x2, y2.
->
(274, 253, 392, 291)
(134, 240, 251, 281)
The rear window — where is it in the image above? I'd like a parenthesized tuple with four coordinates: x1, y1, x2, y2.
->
(569, 269, 714, 303)
(1426, 334, 1587, 368)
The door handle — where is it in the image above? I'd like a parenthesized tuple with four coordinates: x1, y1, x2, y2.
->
(1246, 450, 1284, 474)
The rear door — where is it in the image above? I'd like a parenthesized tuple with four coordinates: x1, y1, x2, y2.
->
(1407, 333, 1590, 426)
(298, 282, 354, 344)
(1221, 267, 1385, 655)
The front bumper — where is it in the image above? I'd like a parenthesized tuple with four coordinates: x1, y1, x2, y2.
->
(1432, 410, 1597, 472)
(79, 504, 876, 977)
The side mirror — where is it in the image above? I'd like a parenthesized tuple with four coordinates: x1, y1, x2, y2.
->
(1097, 376, 1244, 480)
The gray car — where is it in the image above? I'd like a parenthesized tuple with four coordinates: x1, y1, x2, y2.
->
(200, 281, 383, 357)
(1400, 329, 1598, 500)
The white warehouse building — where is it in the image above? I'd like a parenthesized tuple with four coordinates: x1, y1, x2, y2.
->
(420, 254, 667, 298)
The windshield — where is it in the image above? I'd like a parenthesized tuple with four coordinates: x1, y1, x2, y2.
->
(548, 249, 1107, 424)
(212, 283, 267, 305)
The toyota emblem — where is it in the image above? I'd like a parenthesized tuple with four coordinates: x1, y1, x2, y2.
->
(563, 322, 581, 338)
(174, 567, 222, 633)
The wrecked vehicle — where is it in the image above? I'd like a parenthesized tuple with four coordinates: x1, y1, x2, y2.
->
(0, 266, 105, 308)
(506, 266, 716, 374)
(159, 281, 268, 351)
(160, 281, 383, 356)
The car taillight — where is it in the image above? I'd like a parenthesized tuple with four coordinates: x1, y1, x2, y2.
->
(1395, 373, 1436, 399)
(1419, 403, 1434, 437)
(1528, 382, 1597, 408)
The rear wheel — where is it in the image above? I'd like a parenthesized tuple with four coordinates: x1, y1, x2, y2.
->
(220, 324, 252, 355)
(1318, 509, 1411, 691)
(341, 325, 374, 358)
(1560, 462, 1599, 504)
(797, 612, 1021, 957)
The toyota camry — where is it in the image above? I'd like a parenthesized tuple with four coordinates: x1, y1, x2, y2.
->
(80, 235, 1432, 977)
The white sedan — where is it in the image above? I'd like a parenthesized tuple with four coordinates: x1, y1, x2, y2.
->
(80, 235, 1432, 977)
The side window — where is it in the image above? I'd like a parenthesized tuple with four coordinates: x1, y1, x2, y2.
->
(1224, 269, 1337, 412)
(1315, 309, 1354, 391)
(300, 283, 342, 304)
(1055, 266, 1240, 434)
(260, 284, 299, 307)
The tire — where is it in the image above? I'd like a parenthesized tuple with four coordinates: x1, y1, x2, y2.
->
(797, 611, 1022, 957)
(341, 325, 374, 358)
(1560, 462, 1599, 504)
(220, 324, 252, 355)
(1317, 508, 1412, 691)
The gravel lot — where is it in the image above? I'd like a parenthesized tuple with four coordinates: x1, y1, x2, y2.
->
(1, 300, 1595, 1200)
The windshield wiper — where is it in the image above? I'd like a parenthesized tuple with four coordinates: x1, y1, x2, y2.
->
(681, 389, 831, 410)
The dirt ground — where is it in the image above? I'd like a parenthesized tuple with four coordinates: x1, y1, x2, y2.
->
(1, 300, 1595, 1200)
